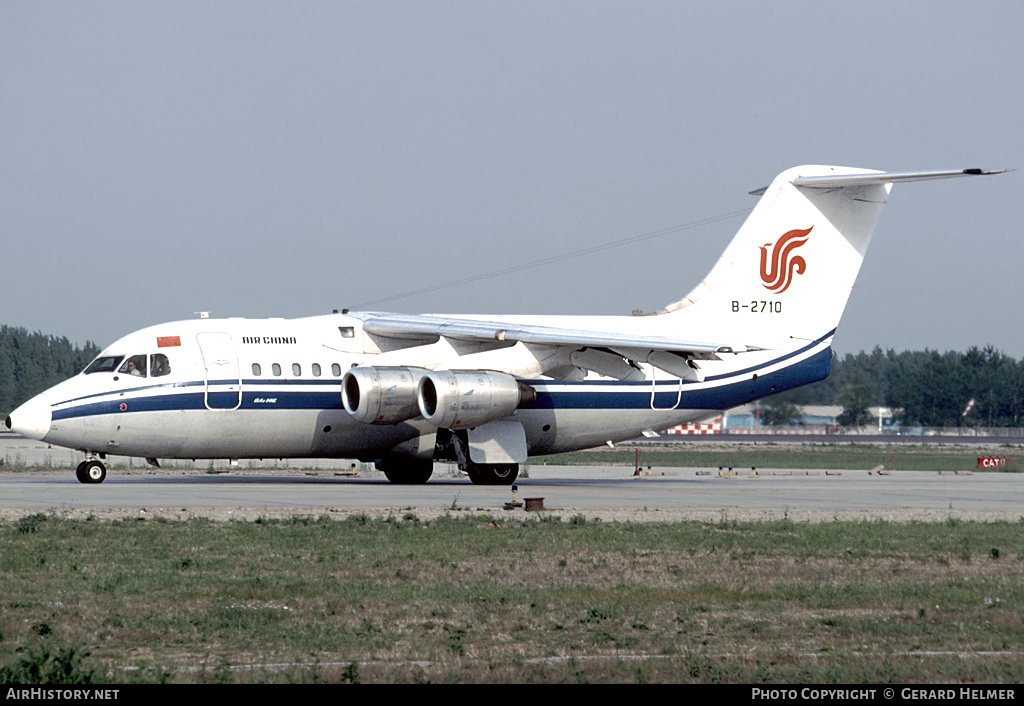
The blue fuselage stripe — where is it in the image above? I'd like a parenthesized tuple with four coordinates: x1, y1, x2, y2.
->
(49, 344, 832, 421)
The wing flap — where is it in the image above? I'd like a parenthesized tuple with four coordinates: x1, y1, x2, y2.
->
(357, 313, 746, 357)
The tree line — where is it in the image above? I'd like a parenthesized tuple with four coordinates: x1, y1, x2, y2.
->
(0, 326, 100, 417)
(1, 323, 1022, 429)
(770, 345, 1024, 428)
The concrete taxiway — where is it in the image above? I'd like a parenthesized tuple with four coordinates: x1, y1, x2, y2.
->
(2, 433, 1022, 523)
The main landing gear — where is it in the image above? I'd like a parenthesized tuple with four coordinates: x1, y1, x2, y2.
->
(75, 458, 107, 484)
(375, 431, 521, 486)
(450, 432, 519, 485)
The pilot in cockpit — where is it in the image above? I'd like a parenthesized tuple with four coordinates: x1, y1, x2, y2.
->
(120, 355, 147, 378)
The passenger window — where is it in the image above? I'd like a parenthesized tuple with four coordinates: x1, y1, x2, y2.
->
(118, 355, 147, 378)
(272, 363, 282, 376)
(292, 363, 301, 377)
(151, 354, 171, 378)
(252, 363, 262, 376)
(331, 363, 341, 377)
(312, 363, 321, 377)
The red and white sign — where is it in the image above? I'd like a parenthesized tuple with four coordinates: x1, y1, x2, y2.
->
(666, 418, 721, 435)
(978, 457, 1010, 469)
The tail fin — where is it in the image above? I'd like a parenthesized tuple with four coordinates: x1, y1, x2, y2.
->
(659, 166, 1005, 348)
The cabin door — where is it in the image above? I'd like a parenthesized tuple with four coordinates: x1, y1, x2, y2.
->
(196, 332, 242, 410)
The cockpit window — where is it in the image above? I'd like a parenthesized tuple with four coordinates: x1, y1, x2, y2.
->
(84, 356, 124, 374)
(118, 355, 148, 378)
(151, 353, 171, 378)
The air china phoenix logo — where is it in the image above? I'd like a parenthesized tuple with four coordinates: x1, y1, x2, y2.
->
(759, 226, 812, 293)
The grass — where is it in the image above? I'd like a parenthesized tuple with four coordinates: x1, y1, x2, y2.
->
(2, 513, 1023, 683)
(546, 442, 1024, 472)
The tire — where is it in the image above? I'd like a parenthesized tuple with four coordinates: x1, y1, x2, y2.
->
(467, 463, 519, 485)
(379, 456, 433, 484)
(82, 460, 107, 484)
(485, 464, 519, 485)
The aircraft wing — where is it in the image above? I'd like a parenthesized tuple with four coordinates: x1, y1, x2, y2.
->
(352, 312, 761, 381)
(356, 312, 739, 354)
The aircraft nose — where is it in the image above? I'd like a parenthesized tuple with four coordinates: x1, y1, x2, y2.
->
(6, 398, 52, 441)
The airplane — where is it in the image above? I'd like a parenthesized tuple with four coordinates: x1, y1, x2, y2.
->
(5, 165, 1007, 485)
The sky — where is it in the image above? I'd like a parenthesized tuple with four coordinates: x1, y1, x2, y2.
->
(2, 2, 1022, 357)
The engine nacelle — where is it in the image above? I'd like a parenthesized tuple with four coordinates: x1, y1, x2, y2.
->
(342, 366, 429, 424)
(417, 370, 536, 429)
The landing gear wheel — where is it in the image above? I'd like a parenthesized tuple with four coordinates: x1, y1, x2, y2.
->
(485, 464, 519, 485)
(378, 456, 434, 484)
(451, 432, 520, 485)
(466, 463, 519, 485)
(77, 460, 106, 484)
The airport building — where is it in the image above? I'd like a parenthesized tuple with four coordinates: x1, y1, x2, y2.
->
(665, 405, 897, 435)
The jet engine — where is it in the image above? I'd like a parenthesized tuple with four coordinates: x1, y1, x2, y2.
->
(342, 366, 429, 424)
(417, 370, 536, 429)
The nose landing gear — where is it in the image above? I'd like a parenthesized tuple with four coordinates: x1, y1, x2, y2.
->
(75, 458, 107, 484)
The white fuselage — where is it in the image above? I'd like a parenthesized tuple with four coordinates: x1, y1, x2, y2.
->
(10, 312, 832, 462)
(19, 163, 990, 471)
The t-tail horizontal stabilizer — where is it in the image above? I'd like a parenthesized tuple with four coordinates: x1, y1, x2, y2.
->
(662, 165, 1009, 350)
